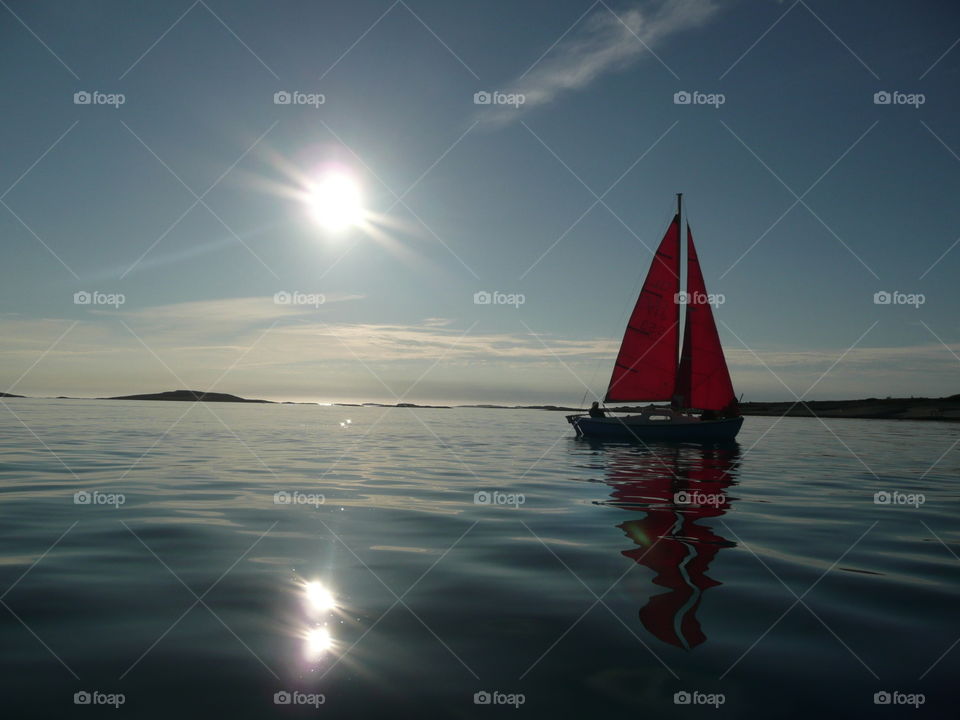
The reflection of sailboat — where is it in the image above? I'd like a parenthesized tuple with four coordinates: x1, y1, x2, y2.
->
(567, 194, 742, 441)
(596, 441, 740, 649)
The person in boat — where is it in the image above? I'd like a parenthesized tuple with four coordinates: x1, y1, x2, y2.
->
(721, 399, 741, 418)
(589, 401, 606, 418)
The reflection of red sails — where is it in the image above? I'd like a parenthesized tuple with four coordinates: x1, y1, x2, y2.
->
(600, 444, 740, 649)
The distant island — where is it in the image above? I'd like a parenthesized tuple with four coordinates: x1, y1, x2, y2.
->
(107, 390, 273, 403)
(737, 396, 960, 421)
(564, 396, 960, 421)
(4, 390, 959, 421)
(337, 402, 452, 409)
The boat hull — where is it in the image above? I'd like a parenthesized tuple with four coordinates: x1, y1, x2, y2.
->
(569, 415, 743, 442)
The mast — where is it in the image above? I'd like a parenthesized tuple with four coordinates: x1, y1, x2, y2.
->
(677, 191, 684, 353)
(673, 193, 684, 410)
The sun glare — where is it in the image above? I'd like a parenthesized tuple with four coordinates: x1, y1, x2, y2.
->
(304, 626, 333, 659)
(307, 171, 363, 231)
(304, 580, 336, 612)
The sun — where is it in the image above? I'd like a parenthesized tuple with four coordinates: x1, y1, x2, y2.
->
(307, 171, 364, 231)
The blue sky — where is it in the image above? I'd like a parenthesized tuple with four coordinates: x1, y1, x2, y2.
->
(1, 0, 959, 404)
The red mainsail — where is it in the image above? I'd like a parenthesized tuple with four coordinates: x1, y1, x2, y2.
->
(605, 216, 680, 403)
(674, 226, 736, 411)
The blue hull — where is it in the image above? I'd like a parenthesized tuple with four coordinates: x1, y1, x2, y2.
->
(569, 415, 743, 442)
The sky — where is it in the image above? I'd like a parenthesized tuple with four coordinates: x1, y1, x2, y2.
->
(1, 0, 959, 405)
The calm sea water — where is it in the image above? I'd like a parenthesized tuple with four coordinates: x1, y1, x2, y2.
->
(1, 399, 958, 718)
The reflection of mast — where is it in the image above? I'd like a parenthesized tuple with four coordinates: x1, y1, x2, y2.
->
(601, 443, 739, 649)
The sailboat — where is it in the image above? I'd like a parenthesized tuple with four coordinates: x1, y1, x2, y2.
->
(567, 195, 743, 442)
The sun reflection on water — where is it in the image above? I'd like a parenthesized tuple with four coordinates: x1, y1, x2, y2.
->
(295, 579, 340, 663)
(304, 626, 333, 660)
(304, 581, 336, 613)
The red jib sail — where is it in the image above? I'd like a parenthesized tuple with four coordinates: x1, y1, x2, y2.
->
(675, 226, 736, 411)
(605, 215, 680, 403)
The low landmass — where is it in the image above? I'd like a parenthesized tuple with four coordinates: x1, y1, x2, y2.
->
(456, 404, 580, 411)
(107, 390, 274, 404)
(6, 391, 960, 421)
(522, 397, 960, 421)
(333, 401, 452, 409)
(475, 397, 960, 421)
(737, 396, 960, 421)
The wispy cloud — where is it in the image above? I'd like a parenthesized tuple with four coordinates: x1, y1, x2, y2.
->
(4, 298, 959, 403)
(478, 0, 719, 127)
(0, 300, 616, 402)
